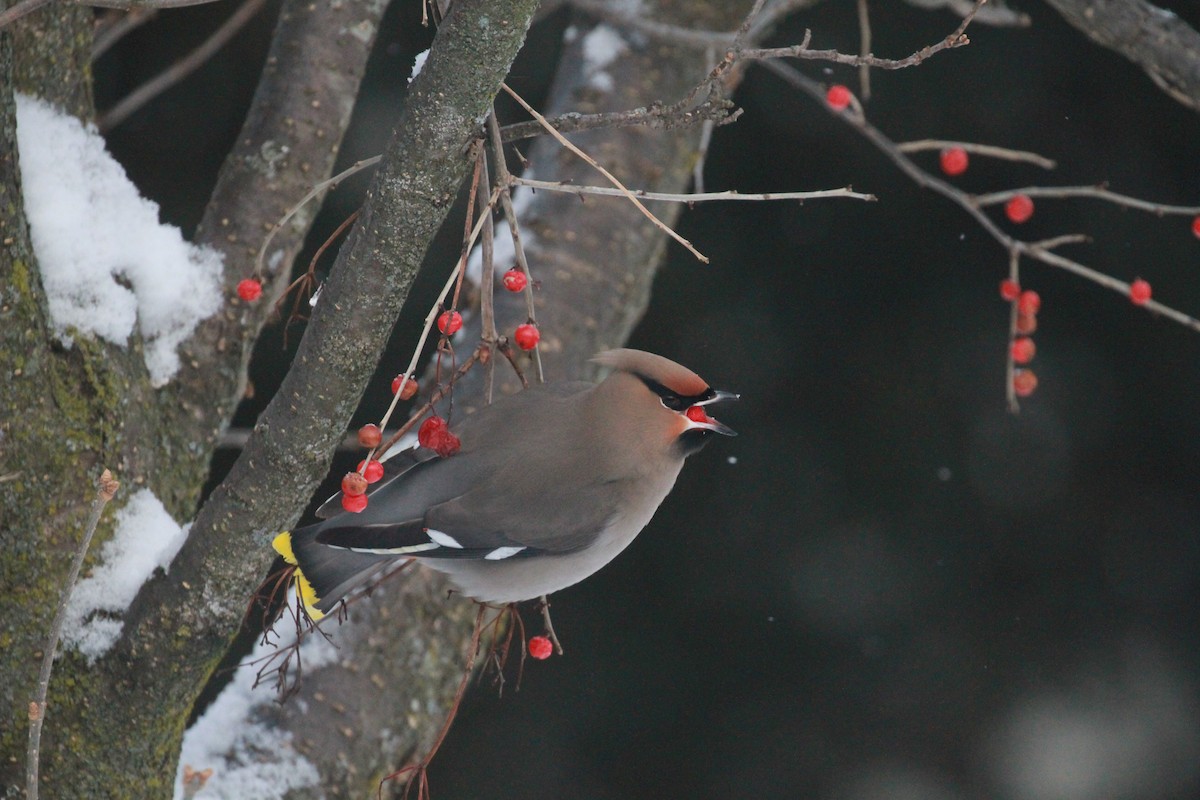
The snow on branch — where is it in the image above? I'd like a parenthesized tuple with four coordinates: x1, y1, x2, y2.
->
(15, 94, 224, 385)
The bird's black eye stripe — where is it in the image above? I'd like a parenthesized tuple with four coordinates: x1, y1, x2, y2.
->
(637, 375, 711, 412)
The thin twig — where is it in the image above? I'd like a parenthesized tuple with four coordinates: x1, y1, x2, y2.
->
(486, 111, 544, 382)
(897, 139, 1057, 169)
(92, 7, 159, 59)
(255, 156, 382, 276)
(500, 82, 710, 264)
(367, 189, 502, 461)
(0, 0, 53, 30)
(973, 185, 1200, 216)
(857, 0, 872, 100)
(98, 0, 270, 130)
(476, 145, 498, 405)
(539, 595, 563, 655)
(739, 0, 985, 69)
(762, 58, 1200, 339)
(510, 176, 875, 203)
(1005, 250, 1020, 412)
(27, 469, 120, 800)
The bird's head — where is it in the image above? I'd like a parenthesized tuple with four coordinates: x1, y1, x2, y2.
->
(592, 349, 737, 455)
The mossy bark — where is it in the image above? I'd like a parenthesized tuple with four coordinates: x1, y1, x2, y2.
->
(0, 0, 390, 794)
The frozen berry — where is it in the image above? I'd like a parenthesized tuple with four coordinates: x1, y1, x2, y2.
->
(502, 269, 527, 292)
(1013, 369, 1038, 398)
(437, 310, 463, 335)
(825, 84, 852, 110)
(1010, 337, 1036, 365)
(940, 147, 969, 176)
(357, 424, 382, 448)
(237, 278, 262, 302)
(341, 472, 368, 497)
(1005, 194, 1034, 224)
(418, 416, 447, 449)
(391, 374, 418, 400)
(431, 429, 461, 458)
(1016, 314, 1038, 335)
(999, 280, 1021, 302)
(358, 459, 385, 484)
(1129, 278, 1152, 305)
(1017, 290, 1041, 316)
(685, 406, 709, 424)
(528, 635, 553, 660)
(514, 323, 540, 351)
(341, 492, 368, 513)
(1192, 216, 1200, 239)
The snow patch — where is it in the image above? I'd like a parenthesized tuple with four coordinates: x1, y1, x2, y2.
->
(409, 49, 429, 85)
(176, 593, 338, 799)
(15, 94, 224, 386)
(581, 24, 627, 92)
(63, 489, 189, 660)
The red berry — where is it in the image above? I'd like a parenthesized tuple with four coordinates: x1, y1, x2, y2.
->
(1005, 194, 1034, 224)
(237, 278, 262, 302)
(999, 280, 1021, 302)
(417, 416, 447, 449)
(1192, 216, 1200, 239)
(685, 406, 709, 424)
(341, 492, 368, 513)
(939, 147, 969, 176)
(342, 472, 368, 497)
(357, 424, 382, 448)
(514, 323, 540, 351)
(528, 635, 553, 660)
(431, 429, 461, 458)
(358, 459, 384, 484)
(1016, 314, 1038, 335)
(1129, 278, 1152, 305)
(502, 269, 527, 292)
(825, 84, 852, 110)
(437, 310, 463, 335)
(1013, 369, 1038, 398)
(391, 374, 418, 400)
(1010, 337, 1036, 365)
(1017, 290, 1041, 316)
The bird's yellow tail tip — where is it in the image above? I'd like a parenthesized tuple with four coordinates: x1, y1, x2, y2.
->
(271, 531, 324, 621)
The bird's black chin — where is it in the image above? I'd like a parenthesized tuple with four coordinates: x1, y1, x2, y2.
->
(676, 428, 713, 457)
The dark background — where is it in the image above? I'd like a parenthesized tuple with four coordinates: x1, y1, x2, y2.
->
(95, 1, 1200, 798)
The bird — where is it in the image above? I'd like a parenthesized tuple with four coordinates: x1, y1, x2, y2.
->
(272, 349, 737, 619)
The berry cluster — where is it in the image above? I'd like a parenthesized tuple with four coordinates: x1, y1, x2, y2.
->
(1000, 281, 1041, 398)
(418, 415, 461, 458)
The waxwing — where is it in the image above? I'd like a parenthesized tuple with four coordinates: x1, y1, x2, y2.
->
(273, 349, 737, 619)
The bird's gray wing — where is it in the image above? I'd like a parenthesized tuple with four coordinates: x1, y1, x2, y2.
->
(314, 472, 622, 558)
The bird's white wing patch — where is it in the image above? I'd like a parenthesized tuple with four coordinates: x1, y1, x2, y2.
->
(483, 546, 526, 561)
(426, 529, 463, 549)
(336, 543, 439, 555)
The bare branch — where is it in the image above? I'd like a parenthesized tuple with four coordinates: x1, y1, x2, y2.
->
(761, 59, 1200, 336)
(1044, 0, 1200, 111)
(98, 0, 270, 130)
(501, 82, 710, 263)
(26, 470, 119, 800)
(510, 176, 876, 203)
(898, 139, 1058, 169)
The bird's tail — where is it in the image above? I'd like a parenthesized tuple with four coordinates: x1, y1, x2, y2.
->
(272, 528, 394, 621)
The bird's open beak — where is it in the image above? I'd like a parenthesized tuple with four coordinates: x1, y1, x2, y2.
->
(694, 389, 738, 436)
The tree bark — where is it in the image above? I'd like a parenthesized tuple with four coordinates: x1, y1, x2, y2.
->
(0, 0, 388, 793)
(1043, 0, 1200, 110)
